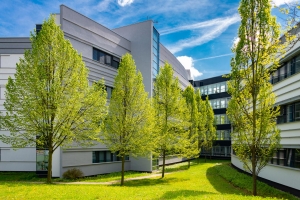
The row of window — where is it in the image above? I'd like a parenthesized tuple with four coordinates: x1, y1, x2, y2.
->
(215, 114, 230, 125)
(216, 130, 231, 140)
(92, 151, 129, 163)
(92, 48, 120, 69)
(201, 146, 231, 157)
(270, 148, 300, 169)
(270, 55, 300, 84)
(152, 28, 160, 79)
(277, 101, 300, 124)
(198, 81, 227, 95)
(209, 97, 230, 109)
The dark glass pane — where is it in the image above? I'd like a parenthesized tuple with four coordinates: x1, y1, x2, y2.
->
(105, 55, 111, 65)
(99, 151, 105, 162)
(112, 60, 119, 69)
(93, 49, 98, 61)
(106, 151, 112, 162)
(99, 51, 105, 64)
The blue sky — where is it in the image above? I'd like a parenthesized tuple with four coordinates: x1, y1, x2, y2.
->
(0, 0, 296, 80)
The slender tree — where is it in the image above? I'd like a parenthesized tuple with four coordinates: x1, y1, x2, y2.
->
(202, 96, 216, 162)
(102, 53, 154, 186)
(182, 86, 199, 168)
(227, 0, 284, 195)
(0, 16, 107, 183)
(153, 62, 189, 178)
(195, 90, 216, 162)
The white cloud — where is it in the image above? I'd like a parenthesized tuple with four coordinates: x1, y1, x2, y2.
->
(177, 56, 203, 80)
(167, 14, 240, 53)
(272, 0, 299, 6)
(117, 0, 134, 6)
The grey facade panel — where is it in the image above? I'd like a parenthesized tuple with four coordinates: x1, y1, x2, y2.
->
(60, 5, 131, 53)
(0, 38, 31, 54)
(159, 44, 190, 88)
(113, 21, 153, 97)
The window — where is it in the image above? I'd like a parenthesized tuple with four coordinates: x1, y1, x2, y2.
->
(93, 48, 119, 69)
(105, 86, 113, 99)
(92, 151, 129, 163)
(295, 103, 300, 121)
(270, 148, 300, 169)
(214, 114, 230, 125)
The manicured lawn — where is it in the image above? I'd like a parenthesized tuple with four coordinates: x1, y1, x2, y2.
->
(0, 159, 298, 199)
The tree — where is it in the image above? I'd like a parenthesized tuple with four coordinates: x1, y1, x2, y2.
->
(227, 0, 284, 195)
(202, 96, 216, 162)
(0, 16, 107, 183)
(195, 90, 216, 162)
(153, 62, 189, 178)
(102, 53, 154, 186)
(182, 85, 199, 168)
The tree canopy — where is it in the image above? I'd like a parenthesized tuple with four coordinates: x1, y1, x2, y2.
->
(102, 53, 154, 186)
(0, 16, 107, 183)
(227, 0, 283, 195)
(153, 62, 189, 178)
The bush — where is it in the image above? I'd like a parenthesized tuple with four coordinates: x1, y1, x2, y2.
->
(62, 168, 84, 179)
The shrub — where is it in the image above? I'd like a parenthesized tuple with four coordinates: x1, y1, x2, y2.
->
(62, 168, 84, 179)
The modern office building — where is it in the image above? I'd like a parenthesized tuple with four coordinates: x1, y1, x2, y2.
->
(192, 76, 231, 159)
(231, 38, 300, 193)
(0, 5, 191, 177)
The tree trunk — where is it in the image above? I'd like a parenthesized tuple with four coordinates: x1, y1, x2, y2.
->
(121, 155, 125, 186)
(252, 149, 257, 196)
(252, 172, 257, 196)
(47, 147, 53, 183)
(162, 149, 166, 178)
(188, 160, 190, 168)
(205, 155, 207, 163)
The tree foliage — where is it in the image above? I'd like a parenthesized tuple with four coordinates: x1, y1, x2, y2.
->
(0, 16, 107, 183)
(182, 86, 199, 168)
(227, 0, 284, 195)
(153, 62, 189, 178)
(102, 53, 154, 186)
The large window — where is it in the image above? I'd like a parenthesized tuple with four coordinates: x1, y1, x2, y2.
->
(210, 97, 230, 109)
(152, 27, 160, 79)
(214, 114, 230, 125)
(270, 148, 300, 169)
(277, 102, 300, 124)
(216, 130, 231, 140)
(199, 81, 227, 95)
(270, 54, 300, 84)
(201, 146, 231, 157)
(93, 48, 120, 69)
(92, 151, 129, 163)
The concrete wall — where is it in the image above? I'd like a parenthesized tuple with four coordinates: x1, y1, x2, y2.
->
(113, 20, 153, 96)
(59, 5, 130, 87)
(232, 155, 300, 190)
(159, 44, 191, 89)
(0, 40, 37, 171)
(61, 145, 130, 176)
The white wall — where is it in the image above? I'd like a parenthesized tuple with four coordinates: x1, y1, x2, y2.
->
(232, 155, 300, 190)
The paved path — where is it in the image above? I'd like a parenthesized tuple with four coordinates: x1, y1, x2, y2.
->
(55, 173, 168, 185)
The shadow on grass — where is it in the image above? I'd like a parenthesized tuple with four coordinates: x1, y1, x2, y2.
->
(206, 164, 250, 195)
(157, 190, 216, 199)
(115, 177, 188, 187)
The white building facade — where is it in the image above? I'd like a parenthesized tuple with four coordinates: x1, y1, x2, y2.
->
(231, 39, 300, 193)
(0, 5, 191, 177)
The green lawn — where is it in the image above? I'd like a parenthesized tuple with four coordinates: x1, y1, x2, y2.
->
(0, 159, 298, 199)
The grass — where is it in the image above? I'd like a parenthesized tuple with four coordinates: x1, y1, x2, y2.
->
(0, 159, 298, 199)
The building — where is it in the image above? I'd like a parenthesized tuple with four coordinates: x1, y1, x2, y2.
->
(192, 76, 231, 159)
(0, 5, 191, 177)
(231, 37, 300, 193)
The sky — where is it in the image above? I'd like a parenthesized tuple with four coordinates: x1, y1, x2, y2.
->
(0, 0, 297, 80)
